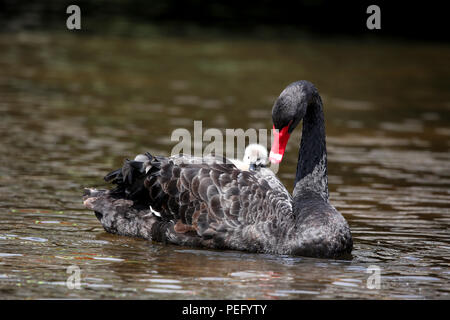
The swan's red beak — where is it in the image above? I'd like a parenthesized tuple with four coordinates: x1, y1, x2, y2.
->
(269, 124, 291, 164)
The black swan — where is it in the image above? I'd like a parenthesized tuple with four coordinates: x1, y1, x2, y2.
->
(83, 80, 353, 258)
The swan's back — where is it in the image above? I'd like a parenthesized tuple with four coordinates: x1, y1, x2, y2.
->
(84, 153, 292, 253)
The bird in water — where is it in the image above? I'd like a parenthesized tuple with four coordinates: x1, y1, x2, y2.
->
(83, 80, 353, 258)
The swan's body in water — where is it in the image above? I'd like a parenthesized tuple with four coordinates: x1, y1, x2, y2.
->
(83, 81, 353, 258)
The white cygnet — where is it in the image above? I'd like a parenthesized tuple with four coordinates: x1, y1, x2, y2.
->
(231, 144, 272, 174)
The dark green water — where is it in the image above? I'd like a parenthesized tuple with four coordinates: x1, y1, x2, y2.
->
(0, 32, 449, 299)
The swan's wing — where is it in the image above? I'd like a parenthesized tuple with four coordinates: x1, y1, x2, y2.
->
(143, 156, 266, 241)
(96, 153, 292, 251)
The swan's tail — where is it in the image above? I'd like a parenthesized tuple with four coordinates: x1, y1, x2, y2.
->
(83, 152, 161, 239)
(104, 152, 158, 203)
(83, 187, 158, 239)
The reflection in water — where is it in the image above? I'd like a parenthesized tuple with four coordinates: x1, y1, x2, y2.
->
(0, 32, 449, 299)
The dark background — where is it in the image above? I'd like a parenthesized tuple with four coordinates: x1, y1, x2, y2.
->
(0, 0, 448, 42)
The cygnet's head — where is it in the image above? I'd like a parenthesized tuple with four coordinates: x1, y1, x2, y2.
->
(243, 144, 268, 171)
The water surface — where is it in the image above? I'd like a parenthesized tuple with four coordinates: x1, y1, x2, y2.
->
(0, 32, 449, 299)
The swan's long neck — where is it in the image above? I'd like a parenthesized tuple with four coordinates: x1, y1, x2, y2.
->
(293, 95, 329, 202)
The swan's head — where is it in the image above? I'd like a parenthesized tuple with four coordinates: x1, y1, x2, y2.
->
(243, 144, 268, 171)
(270, 80, 319, 164)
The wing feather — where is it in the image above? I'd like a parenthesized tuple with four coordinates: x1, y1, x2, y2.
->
(102, 153, 293, 252)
